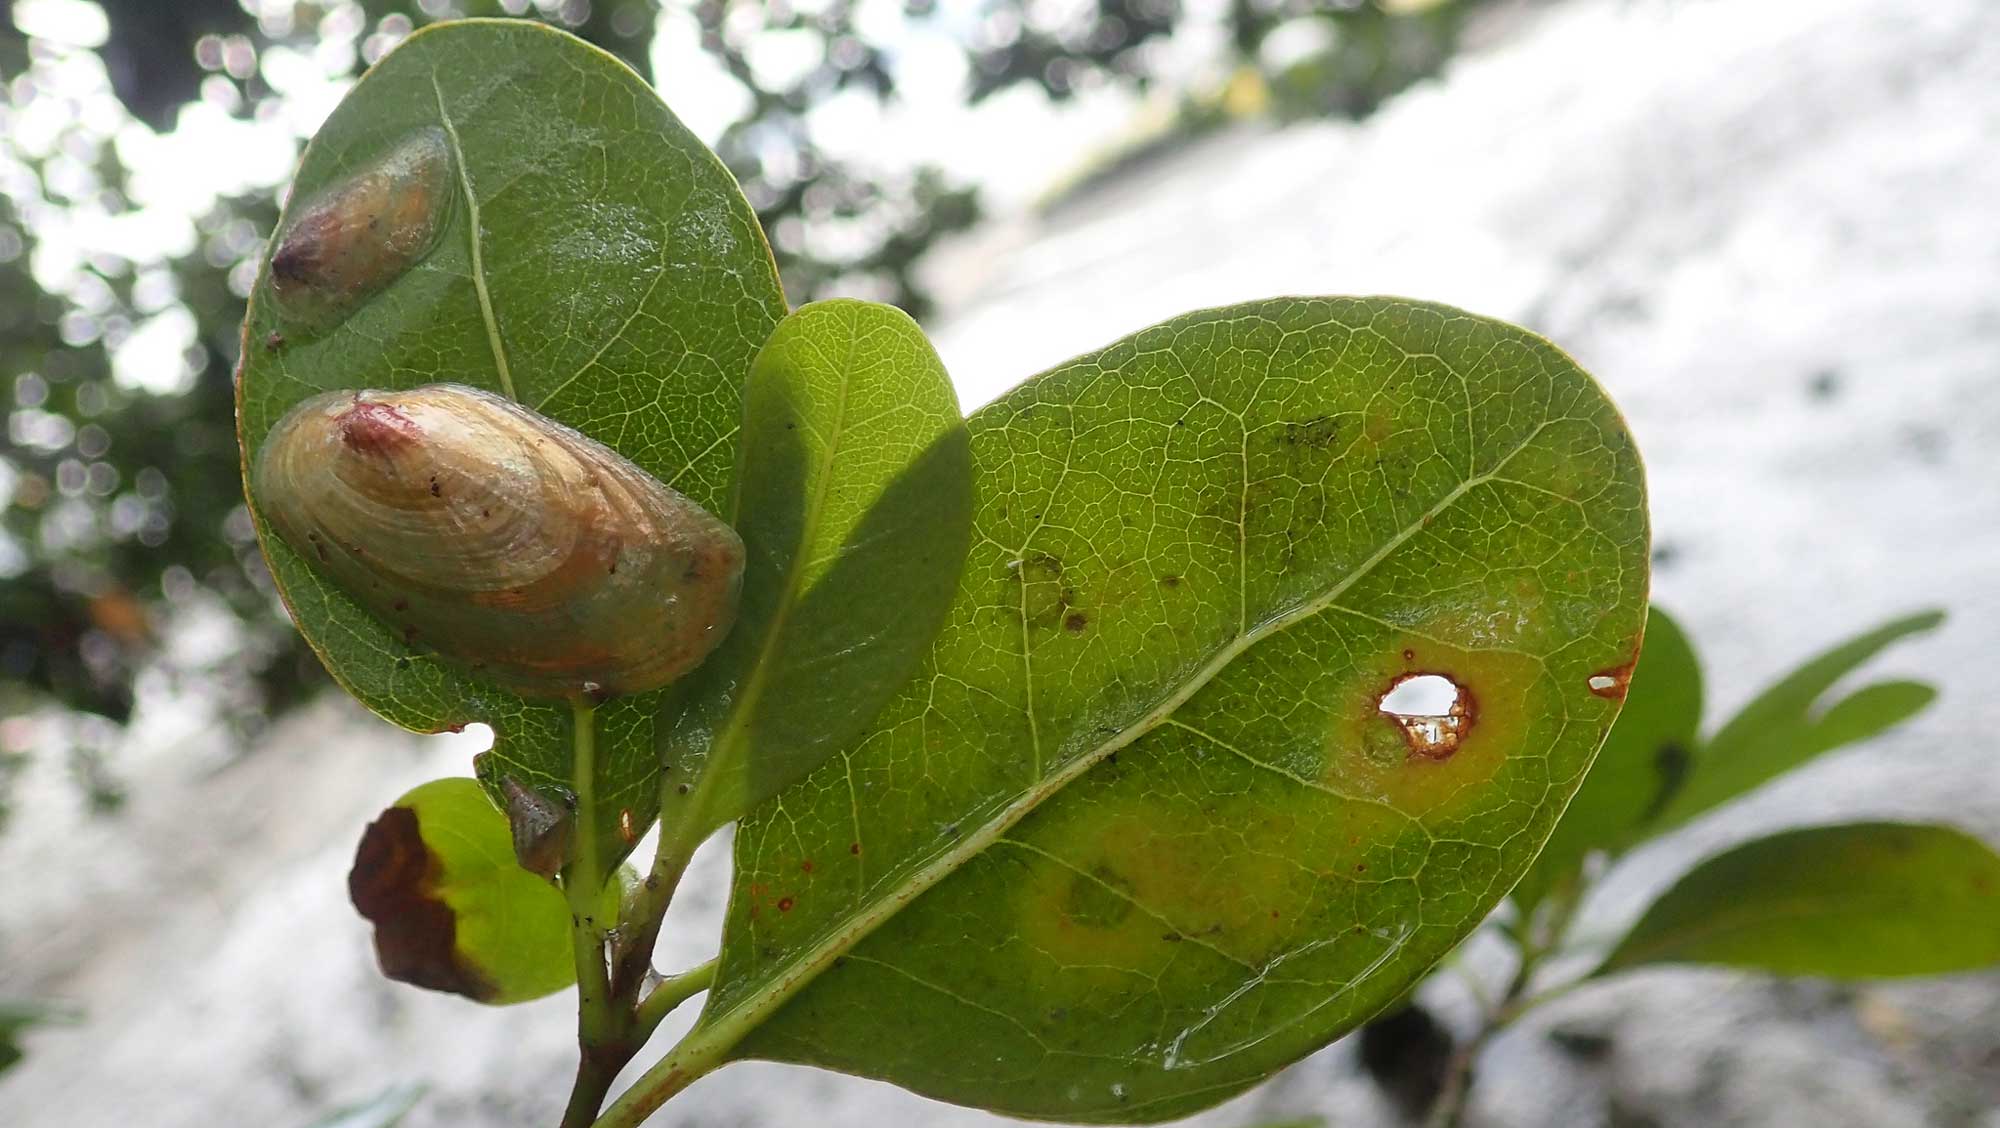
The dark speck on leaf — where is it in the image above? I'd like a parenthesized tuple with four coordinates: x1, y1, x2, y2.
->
(1064, 612, 1089, 633)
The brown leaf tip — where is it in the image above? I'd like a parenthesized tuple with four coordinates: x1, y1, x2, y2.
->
(348, 805, 496, 1001)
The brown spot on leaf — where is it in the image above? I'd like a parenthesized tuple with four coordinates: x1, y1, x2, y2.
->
(777, 897, 795, 912)
(1588, 662, 1634, 700)
(348, 805, 496, 1001)
(1064, 612, 1089, 633)
(849, 842, 862, 855)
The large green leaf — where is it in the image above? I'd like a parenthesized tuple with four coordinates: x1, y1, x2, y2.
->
(660, 299, 972, 838)
(1512, 605, 1701, 911)
(1652, 611, 1943, 830)
(1600, 822, 2000, 978)
(608, 298, 1649, 1125)
(234, 21, 787, 861)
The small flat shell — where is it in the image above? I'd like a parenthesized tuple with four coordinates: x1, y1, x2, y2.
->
(254, 383, 745, 699)
(268, 127, 453, 331)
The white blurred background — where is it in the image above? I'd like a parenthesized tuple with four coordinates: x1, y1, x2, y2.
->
(2, 1, 1997, 1125)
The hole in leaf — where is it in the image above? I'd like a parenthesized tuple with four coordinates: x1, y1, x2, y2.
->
(1588, 674, 1618, 692)
(1377, 673, 1473, 761)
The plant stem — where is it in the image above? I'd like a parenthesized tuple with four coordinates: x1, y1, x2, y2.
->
(1425, 881, 1586, 1128)
(558, 702, 720, 1127)
(608, 783, 708, 1006)
(560, 694, 622, 1128)
(632, 958, 718, 1044)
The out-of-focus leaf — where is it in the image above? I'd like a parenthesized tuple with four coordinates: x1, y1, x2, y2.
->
(348, 778, 601, 1005)
(299, 1082, 427, 1128)
(0, 998, 79, 1077)
(1653, 611, 1943, 830)
(1513, 606, 1700, 910)
(234, 21, 787, 864)
(607, 298, 1649, 1126)
(1600, 821, 2000, 978)
(660, 300, 973, 839)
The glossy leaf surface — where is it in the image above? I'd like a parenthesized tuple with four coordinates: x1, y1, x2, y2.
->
(661, 299, 973, 837)
(670, 298, 1648, 1123)
(235, 21, 787, 861)
(1601, 822, 2000, 978)
(1513, 605, 1700, 910)
(1653, 610, 1942, 830)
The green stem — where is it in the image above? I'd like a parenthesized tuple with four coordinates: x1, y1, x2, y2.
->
(608, 782, 709, 1006)
(560, 695, 621, 1128)
(631, 958, 718, 1044)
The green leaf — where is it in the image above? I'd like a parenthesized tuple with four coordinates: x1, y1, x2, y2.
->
(660, 299, 973, 838)
(349, 778, 605, 1005)
(1513, 605, 1701, 910)
(1600, 822, 2000, 978)
(1652, 610, 1943, 830)
(624, 298, 1648, 1123)
(300, 1083, 427, 1128)
(234, 20, 787, 862)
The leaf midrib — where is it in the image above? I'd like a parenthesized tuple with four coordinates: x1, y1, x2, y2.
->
(644, 420, 1557, 1086)
(431, 69, 516, 401)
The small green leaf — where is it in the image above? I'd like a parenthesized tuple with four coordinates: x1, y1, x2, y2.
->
(235, 21, 787, 863)
(1600, 822, 2000, 978)
(1653, 611, 1943, 830)
(639, 298, 1647, 1123)
(1514, 605, 1701, 910)
(300, 1083, 427, 1128)
(349, 778, 586, 1005)
(660, 299, 972, 837)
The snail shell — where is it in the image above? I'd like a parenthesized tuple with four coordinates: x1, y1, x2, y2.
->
(268, 127, 452, 331)
(254, 384, 744, 699)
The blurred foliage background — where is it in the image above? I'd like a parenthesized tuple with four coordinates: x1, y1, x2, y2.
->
(0, 0, 1490, 827)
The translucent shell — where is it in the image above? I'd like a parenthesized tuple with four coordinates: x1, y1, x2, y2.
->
(254, 384, 745, 699)
(268, 127, 453, 331)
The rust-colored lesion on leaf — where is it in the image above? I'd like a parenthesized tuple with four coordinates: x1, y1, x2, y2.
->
(1324, 630, 1542, 818)
(348, 804, 498, 1001)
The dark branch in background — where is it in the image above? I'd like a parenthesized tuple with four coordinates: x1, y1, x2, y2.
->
(0, 0, 1487, 824)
